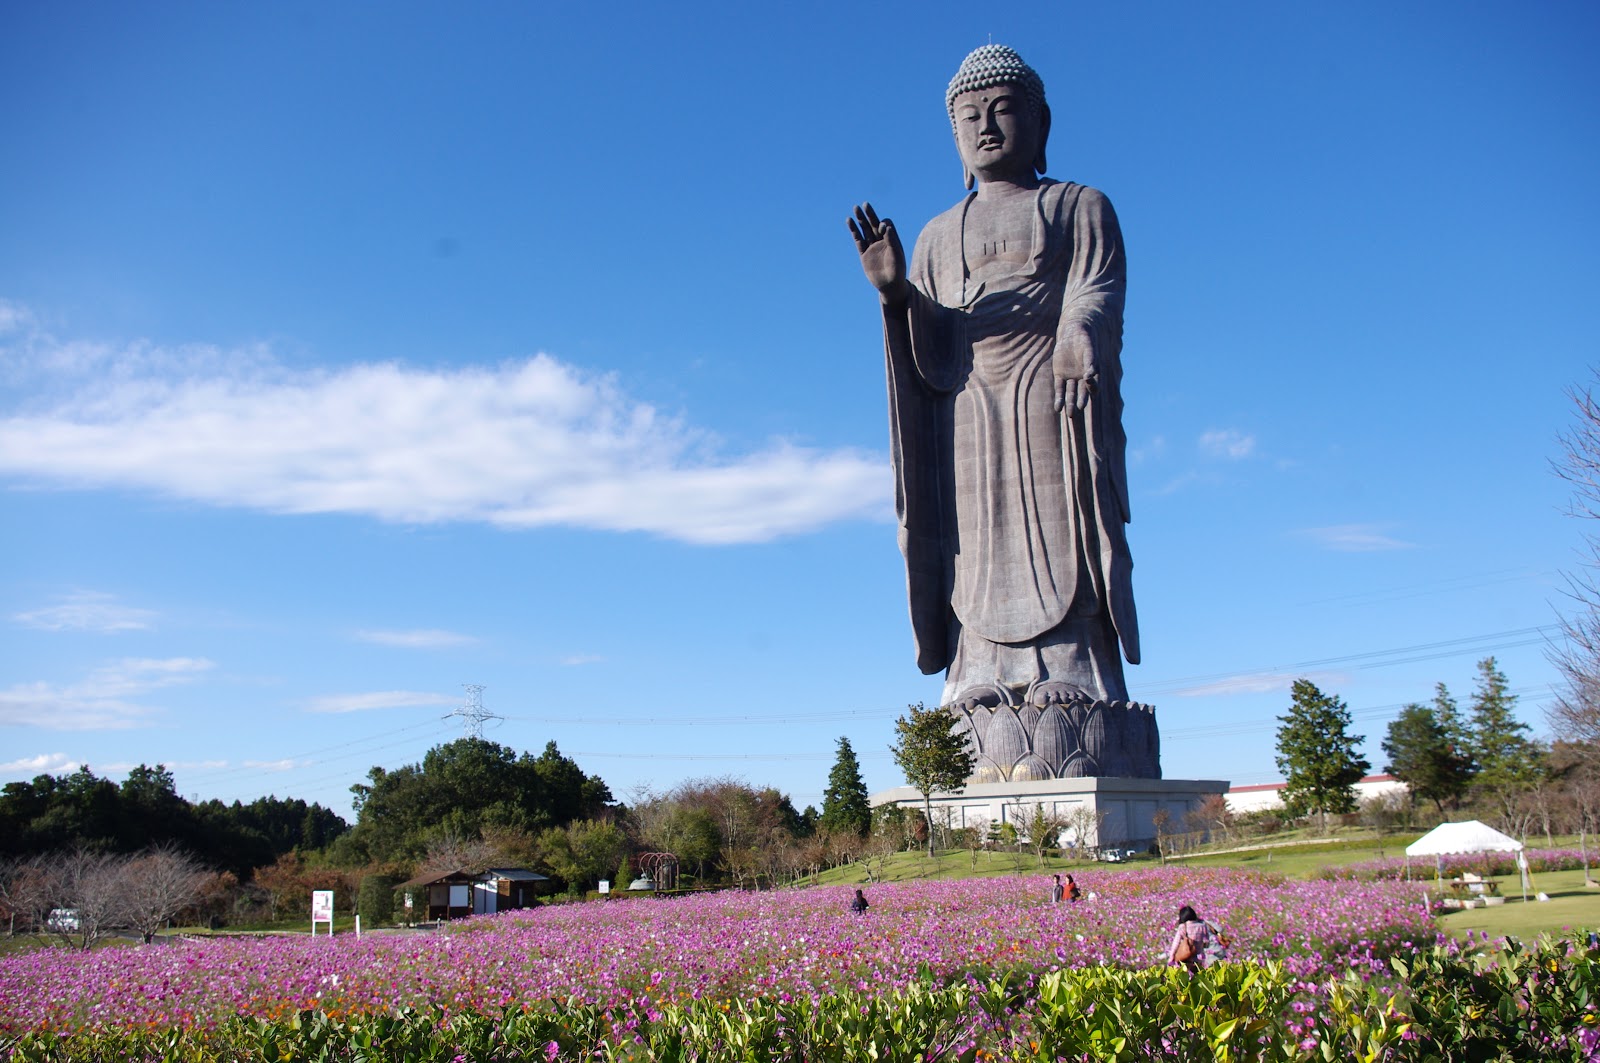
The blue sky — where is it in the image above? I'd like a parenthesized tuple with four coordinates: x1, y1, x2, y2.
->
(2, 2, 1596, 819)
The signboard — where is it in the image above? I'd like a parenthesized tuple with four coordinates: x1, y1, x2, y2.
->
(598, 880, 610, 895)
(311, 890, 335, 936)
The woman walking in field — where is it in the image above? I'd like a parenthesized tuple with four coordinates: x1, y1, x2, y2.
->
(1167, 905, 1228, 970)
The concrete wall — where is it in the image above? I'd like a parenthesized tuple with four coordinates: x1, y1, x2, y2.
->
(872, 776, 1230, 849)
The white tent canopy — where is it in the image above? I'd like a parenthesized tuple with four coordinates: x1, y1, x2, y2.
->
(1405, 820, 1523, 857)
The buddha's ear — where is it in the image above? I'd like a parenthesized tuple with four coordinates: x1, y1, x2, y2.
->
(1034, 102, 1052, 176)
(964, 167, 975, 191)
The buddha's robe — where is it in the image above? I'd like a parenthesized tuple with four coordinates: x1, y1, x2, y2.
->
(883, 180, 1138, 704)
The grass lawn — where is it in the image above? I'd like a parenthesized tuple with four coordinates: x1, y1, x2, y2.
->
(813, 847, 1108, 886)
(1434, 868, 1600, 940)
(1177, 839, 1407, 879)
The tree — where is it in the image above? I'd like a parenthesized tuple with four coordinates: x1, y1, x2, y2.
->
(535, 819, 627, 894)
(120, 844, 205, 942)
(1467, 658, 1544, 828)
(1151, 808, 1174, 862)
(1275, 680, 1370, 833)
(1550, 373, 1600, 755)
(820, 737, 872, 838)
(347, 738, 613, 863)
(1552, 742, 1600, 883)
(357, 873, 397, 925)
(1190, 794, 1234, 847)
(44, 849, 126, 949)
(1431, 683, 1476, 778)
(1382, 703, 1472, 812)
(1061, 804, 1109, 854)
(1023, 803, 1066, 866)
(889, 703, 975, 857)
(0, 855, 52, 936)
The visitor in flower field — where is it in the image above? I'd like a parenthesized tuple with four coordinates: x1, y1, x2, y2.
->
(1050, 875, 1064, 903)
(1167, 905, 1228, 970)
(1065, 874, 1082, 902)
(850, 888, 869, 914)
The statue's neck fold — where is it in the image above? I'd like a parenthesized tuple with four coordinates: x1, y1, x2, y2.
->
(974, 175, 1040, 201)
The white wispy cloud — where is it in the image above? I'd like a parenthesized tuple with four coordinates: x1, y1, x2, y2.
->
(0, 312, 889, 544)
(0, 657, 214, 730)
(353, 628, 476, 649)
(1129, 434, 1166, 466)
(1199, 429, 1256, 460)
(13, 591, 156, 633)
(1298, 524, 1415, 552)
(0, 299, 35, 336)
(242, 758, 309, 772)
(304, 690, 459, 713)
(0, 752, 83, 776)
(1171, 670, 1348, 698)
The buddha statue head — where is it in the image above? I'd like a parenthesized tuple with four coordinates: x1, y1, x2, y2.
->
(946, 44, 1051, 190)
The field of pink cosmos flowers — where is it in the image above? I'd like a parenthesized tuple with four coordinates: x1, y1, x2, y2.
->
(0, 867, 1436, 1034)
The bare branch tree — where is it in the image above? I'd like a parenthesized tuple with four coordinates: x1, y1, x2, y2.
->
(0, 856, 53, 937)
(47, 850, 126, 950)
(856, 832, 898, 882)
(1151, 808, 1174, 864)
(1022, 803, 1067, 866)
(962, 816, 990, 870)
(121, 844, 206, 943)
(1550, 376, 1600, 755)
(418, 832, 502, 877)
(1060, 804, 1108, 855)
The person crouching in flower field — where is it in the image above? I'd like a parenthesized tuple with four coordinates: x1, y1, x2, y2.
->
(1167, 904, 1228, 970)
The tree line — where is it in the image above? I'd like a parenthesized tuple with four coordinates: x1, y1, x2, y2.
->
(0, 763, 346, 877)
(0, 733, 914, 939)
(1267, 657, 1599, 849)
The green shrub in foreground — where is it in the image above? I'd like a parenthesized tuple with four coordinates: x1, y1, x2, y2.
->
(8, 935, 1599, 1062)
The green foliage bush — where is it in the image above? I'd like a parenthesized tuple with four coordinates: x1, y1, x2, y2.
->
(356, 874, 396, 925)
(10, 934, 1600, 1061)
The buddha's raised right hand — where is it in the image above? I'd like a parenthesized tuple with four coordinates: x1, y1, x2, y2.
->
(848, 202, 909, 308)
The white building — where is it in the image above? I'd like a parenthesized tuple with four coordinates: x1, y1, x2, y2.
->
(871, 775, 1229, 850)
(1225, 773, 1407, 814)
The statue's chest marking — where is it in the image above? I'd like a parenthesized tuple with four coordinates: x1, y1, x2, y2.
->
(959, 194, 1044, 295)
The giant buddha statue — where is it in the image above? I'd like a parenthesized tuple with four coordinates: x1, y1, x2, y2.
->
(850, 45, 1158, 781)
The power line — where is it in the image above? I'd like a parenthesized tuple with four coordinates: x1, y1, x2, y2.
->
(176, 722, 459, 797)
(500, 625, 1557, 729)
(178, 716, 450, 785)
(1135, 626, 1558, 696)
(1162, 686, 1558, 743)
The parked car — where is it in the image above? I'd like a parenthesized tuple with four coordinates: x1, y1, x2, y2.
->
(47, 908, 81, 932)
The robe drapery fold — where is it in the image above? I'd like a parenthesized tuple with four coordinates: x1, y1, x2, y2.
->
(883, 180, 1139, 703)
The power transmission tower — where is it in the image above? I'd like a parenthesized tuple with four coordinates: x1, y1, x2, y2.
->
(446, 683, 500, 739)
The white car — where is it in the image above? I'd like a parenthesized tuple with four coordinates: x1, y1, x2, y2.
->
(46, 908, 81, 932)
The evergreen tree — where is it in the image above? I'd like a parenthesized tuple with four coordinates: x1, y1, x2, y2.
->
(1432, 683, 1474, 770)
(820, 736, 872, 838)
(890, 704, 975, 856)
(1275, 680, 1371, 833)
(1466, 658, 1544, 824)
(1467, 658, 1537, 787)
(1382, 703, 1472, 813)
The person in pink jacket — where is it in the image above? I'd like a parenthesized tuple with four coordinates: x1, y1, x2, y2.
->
(1167, 904, 1227, 970)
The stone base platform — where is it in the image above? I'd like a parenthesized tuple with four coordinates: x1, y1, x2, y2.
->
(870, 776, 1230, 851)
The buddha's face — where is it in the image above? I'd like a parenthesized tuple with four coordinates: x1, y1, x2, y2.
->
(952, 84, 1042, 184)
